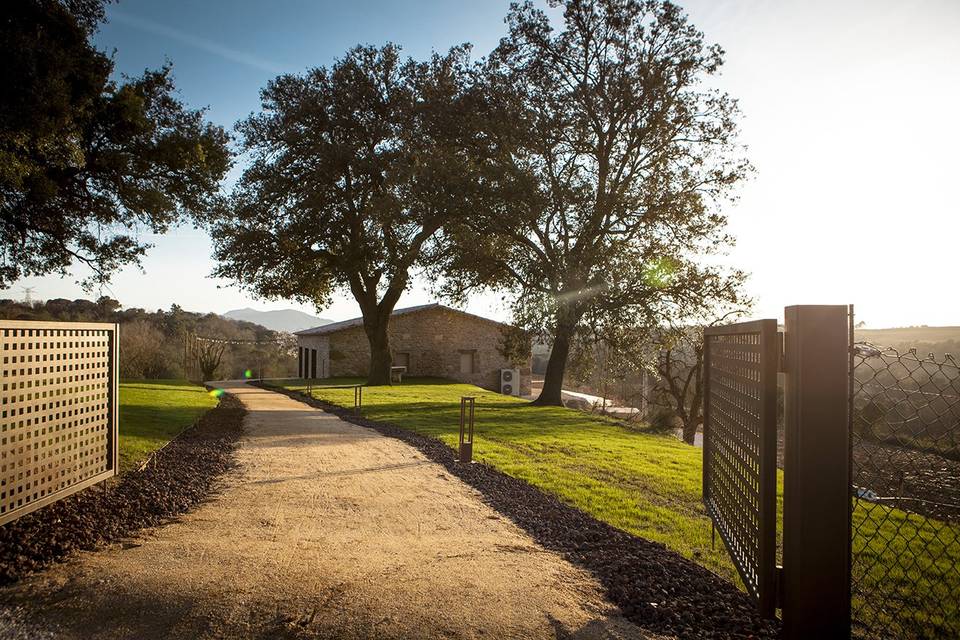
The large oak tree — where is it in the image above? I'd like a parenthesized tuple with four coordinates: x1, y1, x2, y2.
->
(211, 45, 479, 385)
(440, 0, 750, 405)
(1, 0, 231, 288)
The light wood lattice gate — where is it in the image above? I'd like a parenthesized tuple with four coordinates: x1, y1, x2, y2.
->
(0, 321, 118, 525)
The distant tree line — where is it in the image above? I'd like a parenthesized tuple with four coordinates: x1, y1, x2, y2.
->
(0, 297, 295, 380)
(883, 340, 960, 362)
(543, 324, 720, 444)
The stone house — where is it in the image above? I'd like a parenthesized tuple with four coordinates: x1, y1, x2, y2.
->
(294, 303, 531, 395)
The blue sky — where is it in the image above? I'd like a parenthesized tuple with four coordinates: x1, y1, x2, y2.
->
(7, 0, 960, 327)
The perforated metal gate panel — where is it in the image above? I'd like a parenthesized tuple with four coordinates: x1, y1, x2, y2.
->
(703, 320, 779, 616)
(0, 321, 118, 525)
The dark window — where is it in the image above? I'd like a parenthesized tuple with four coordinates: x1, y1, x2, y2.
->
(310, 349, 317, 378)
(298, 347, 304, 378)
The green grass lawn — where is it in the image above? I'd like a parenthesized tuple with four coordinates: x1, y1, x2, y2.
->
(273, 377, 960, 636)
(119, 379, 219, 472)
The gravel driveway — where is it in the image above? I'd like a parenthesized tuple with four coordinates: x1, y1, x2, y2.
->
(0, 382, 654, 640)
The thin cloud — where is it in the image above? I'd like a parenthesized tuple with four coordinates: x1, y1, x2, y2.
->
(110, 11, 285, 75)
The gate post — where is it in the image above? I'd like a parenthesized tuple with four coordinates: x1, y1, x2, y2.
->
(458, 396, 476, 463)
(782, 305, 851, 639)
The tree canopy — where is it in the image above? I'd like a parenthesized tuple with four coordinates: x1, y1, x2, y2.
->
(0, 0, 231, 289)
(438, 0, 750, 404)
(211, 44, 479, 384)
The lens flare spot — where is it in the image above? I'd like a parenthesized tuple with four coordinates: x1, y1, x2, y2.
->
(208, 388, 225, 398)
(642, 256, 680, 289)
(244, 369, 253, 379)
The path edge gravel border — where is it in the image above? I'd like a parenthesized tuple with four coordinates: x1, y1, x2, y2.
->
(0, 394, 245, 586)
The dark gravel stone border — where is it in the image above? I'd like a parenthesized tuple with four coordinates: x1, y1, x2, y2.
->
(264, 383, 780, 640)
(0, 394, 245, 585)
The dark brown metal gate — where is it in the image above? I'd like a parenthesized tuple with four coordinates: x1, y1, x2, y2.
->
(703, 319, 779, 617)
(705, 308, 853, 637)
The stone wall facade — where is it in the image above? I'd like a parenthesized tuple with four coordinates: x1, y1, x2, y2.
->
(297, 306, 531, 395)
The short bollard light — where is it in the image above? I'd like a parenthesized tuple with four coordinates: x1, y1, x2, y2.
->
(353, 385, 363, 415)
(459, 396, 476, 463)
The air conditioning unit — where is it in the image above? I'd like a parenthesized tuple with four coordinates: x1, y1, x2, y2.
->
(500, 368, 520, 396)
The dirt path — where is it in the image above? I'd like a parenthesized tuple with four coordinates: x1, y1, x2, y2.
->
(1, 382, 655, 640)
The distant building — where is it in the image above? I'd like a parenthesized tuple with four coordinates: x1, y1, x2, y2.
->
(294, 303, 532, 395)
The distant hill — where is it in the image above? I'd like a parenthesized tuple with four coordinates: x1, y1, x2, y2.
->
(855, 326, 960, 345)
(855, 325, 960, 360)
(223, 308, 332, 333)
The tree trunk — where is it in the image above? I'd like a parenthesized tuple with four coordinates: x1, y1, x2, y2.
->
(533, 311, 578, 406)
(363, 314, 393, 386)
(681, 417, 698, 445)
(682, 361, 704, 445)
(349, 273, 405, 387)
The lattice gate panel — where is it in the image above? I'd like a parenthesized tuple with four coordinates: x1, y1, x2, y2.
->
(703, 319, 779, 616)
(0, 321, 118, 525)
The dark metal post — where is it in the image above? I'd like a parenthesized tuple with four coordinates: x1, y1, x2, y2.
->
(782, 305, 851, 639)
(702, 332, 711, 514)
(459, 396, 475, 462)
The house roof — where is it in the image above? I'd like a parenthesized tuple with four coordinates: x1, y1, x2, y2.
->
(294, 303, 512, 337)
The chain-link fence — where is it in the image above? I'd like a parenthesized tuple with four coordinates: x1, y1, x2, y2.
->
(851, 343, 960, 638)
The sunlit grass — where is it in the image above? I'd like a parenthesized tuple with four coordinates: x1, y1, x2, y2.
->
(119, 379, 219, 472)
(851, 503, 959, 637)
(274, 377, 960, 635)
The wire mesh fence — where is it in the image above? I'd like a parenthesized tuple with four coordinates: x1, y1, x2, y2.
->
(851, 342, 960, 638)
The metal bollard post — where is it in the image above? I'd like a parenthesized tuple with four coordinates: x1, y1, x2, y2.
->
(354, 385, 363, 415)
(459, 396, 476, 463)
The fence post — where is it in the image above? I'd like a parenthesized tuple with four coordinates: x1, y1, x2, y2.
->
(458, 396, 475, 463)
(782, 305, 851, 639)
(111, 322, 120, 473)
